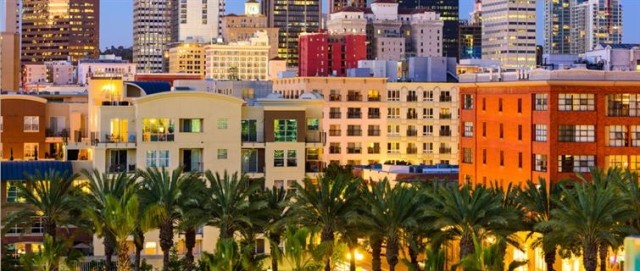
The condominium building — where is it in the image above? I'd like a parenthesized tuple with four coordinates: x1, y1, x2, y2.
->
(204, 31, 270, 81)
(298, 32, 366, 77)
(22, 61, 75, 90)
(168, 42, 206, 78)
(481, 0, 536, 68)
(570, 0, 623, 54)
(329, 0, 366, 13)
(170, 0, 224, 43)
(459, 69, 640, 187)
(262, 0, 322, 67)
(220, 0, 279, 59)
(77, 56, 137, 85)
(1, 0, 20, 91)
(133, 0, 171, 73)
(21, 0, 100, 64)
(543, 0, 571, 54)
(458, 20, 481, 60)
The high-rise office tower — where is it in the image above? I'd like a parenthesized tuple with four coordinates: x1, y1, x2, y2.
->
(329, 0, 366, 13)
(459, 0, 482, 59)
(21, 0, 99, 64)
(170, 0, 225, 43)
(544, 0, 571, 54)
(397, 0, 459, 58)
(570, 0, 622, 54)
(1, 0, 20, 90)
(262, 0, 322, 67)
(133, 0, 171, 73)
(481, 0, 536, 68)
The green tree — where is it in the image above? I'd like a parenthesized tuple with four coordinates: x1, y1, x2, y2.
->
(200, 239, 242, 271)
(177, 177, 210, 269)
(137, 167, 199, 271)
(20, 234, 82, 271)
(282, 227, 323, 271)
(291, 173, 361, 271)
(263, 186, 292, 271)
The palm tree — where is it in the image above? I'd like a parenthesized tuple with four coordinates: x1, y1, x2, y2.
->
(520, 178, 562, 271)
(425, 183, 515, 260)
(543, 177, 634, 271)
(81, 169, 133, 271)
(291, 173, 361, 271)
(282, 227, 323, 271)
(205, 171, 265, 239)
(177, 177, 210, 268)
(616, 170, 640, 233)
(20, 234, 82, 271)
(263, 186, 292, 271)
(137, 167, 199, 271)
(200, 238, 242, 271)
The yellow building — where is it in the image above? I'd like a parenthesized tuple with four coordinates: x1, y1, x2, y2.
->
(168, 42, 206, 78)
(204, 31, 270, 81)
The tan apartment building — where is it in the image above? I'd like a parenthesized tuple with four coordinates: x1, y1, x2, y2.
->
(204, 31, 270, 81)
(168, 42, 206, 77)
(220, 0, 279, 59)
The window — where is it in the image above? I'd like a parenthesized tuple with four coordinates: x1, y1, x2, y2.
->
(499, 124, 504, 139)
(347, 143, 362, 154)
(534, 154, 548, 172)
(407, 108, 418, 119)
(24, 116, 39, 132)
(329, 143, 341, 154)
(534, 94, 548, 110)
(274, 119, 297, 142)
(517, 98, 522, 113)
(518, 152, 523, 168)
(423, 142, 433, 153)
(307, 118, 319, 130)
(143, 118, 175, 142)
(287, 150, 297, 167)
(606, 155, 627, 170)
(463, 148, 472, 164)
(368, 90, 381, 101)
(0, 116, 3, 131)
(559, 125, 595, 142)
(558, 155, 595, 173)
(606, 94, 640, 116)
(388, 90, 400, 101)
(482, 122, 486, 137)
(387, 142, 400, 153)
(274, 150, 284, 167)
(31, 216, 44, 234)
(482, 149, 487, 164)
(559, 93, 595, 111)
(500, 151, 504, 166)
(407, 90, 417, 101)
(241, 120, 257, 142)
(423, 108, 433, 119)
(631, 155, 640, 171)
(347, 90, 362, 101)
(24, 143, 38, 160)
(498, 98, 503, 112)
(330, 108, 341, 119)
(347, 108, 362, 119)
(368, 108, 381, 119)
(347, 125, 362, 136)
(388, 125, 400, 136)
(632, 126, 640, 146)
(368, 125, 381, 136)
(6, 181, 21, 203)
(368, 142, 380, 154)
(518, 125, 522, 140)
(463, 94, 474, 109)
(423, 90, 433, 101)
(217, 118, 228, 129)
(534, 124, 547, 142)
(387, 108, 400, 119)
(482, 98, 486, 111)
(146, 150, 169, 168)
(329, 89, 341, 101)
(607, 125, 628, 147)
(423, 125, 433, 136)
(463, 122, 473, 137)
(180, 119, 203, 133)
(329, 125, 341, 136)
(217, 149, 228, 159)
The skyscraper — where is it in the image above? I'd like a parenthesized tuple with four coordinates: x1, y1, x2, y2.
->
(544, 0, 571, 54)
(170, 0, 225, 43)
(458, 0, 482, 59)
(329, 0, 366, 13)
(397, 0, 459, 58)
(481, 0, 536, 68)
(1, 0, 20, 90)
(133, 0, 171, 73)
(570, 0, 622, 54)
(262, 0, 322, 67)
(21, 0, 100, 64)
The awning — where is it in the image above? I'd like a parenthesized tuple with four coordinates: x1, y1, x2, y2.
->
(1, 161, 73, 181)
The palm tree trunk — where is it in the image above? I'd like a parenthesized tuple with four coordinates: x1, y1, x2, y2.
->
(584, 242, 598, 271)
(321, 227, 333, 271)
(409, 242, 420, 271)
(349, 244, 357, 271)
(133, 229, 144, 271)
(117, 241, 133, 271)
(599, 243, 608, 271)
(185, 227, 196, 268)
(386, 239, 399, 271)
(160, 221, 174, 271)
(44, 218, 57, 241)
(459, 234, 474, 260)
(104, 232, 116, 271)
(544, 245, 556, 271)
(371, 237, 383, 271)
(270, 233, 281, 271)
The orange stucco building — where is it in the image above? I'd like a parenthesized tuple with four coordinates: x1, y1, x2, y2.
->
(459, 69, 640, 187)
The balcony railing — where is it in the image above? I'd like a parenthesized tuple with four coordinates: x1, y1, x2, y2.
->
(368, 129, 381, 136)
(329, 130, 341, 136)
(108, 163, 136, 173)
(407, 130, 418, 137)
(368, 147, 380, 154)
(347, 130, 362, 136)
(329, 94, 342, 101)
(368, 113, 381, 119)
(407, 95, 418, 102)
(101, 100, 131, 106)
(439, 147, 452, 154)
(439, 130, 451, 137)
(368, 96, 381, 102)
(439, 96, 452, 102)
(347, 113, 362, 119)
(306, 161, 325, 173)
(439, 113, 452, 119)
(347, 147, 362, 154)
(330, 112, 341, 119)
(143, 132, 175, 142)
(46, 129, 69, 138)
(329, 146, 341, 154)
(347, 94, 363, 101)
(305, 132, 323, 143)
(407, 113, 418, 119)
(406, 147, 418, 154)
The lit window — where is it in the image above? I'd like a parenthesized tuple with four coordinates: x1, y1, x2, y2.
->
(274, 119, 297, 142)
(534, 124, 547, 142)
(558, 155, 595, 173)
(217, 149, 228, 159)
(24, 116, 39, 132)
(180, 118, 203, 133)
(463, 122, 474, 137)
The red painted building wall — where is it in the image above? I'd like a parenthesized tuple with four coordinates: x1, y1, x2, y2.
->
(299, 32, 366, 77)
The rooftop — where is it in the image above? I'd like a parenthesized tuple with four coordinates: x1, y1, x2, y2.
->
(460, 69, 640, 83)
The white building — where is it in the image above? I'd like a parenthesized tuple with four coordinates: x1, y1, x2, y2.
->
(133, 0, 171, 73)
(171, 0, 225, 43)
(78, 56, 136, 86)
(204, 31, 270, 81)
(481, 0, 536, 68)
(583, 44, 640, 71)
(570, 0, 623, 54)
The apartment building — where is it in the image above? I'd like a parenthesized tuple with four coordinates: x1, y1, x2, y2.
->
(204, 31, 270, 81)
(168, 42, 206, 78)
(459, 69, 640, 187)
(220, 0, 279, 59)
(298, 32, 366, 77)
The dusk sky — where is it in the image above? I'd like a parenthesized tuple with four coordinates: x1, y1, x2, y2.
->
(29, 0, 640, 49)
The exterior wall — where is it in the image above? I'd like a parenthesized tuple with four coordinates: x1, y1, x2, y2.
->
(77, 62, 137, 85)
(204, 32, 270, 80)
(0, 96, 48, 160)
(168, 42, 206, 77)
(133, 0, 170, 72)
(298, 33, 329, 77)
(299, 32, 366, 77)
(220, 15, 279, 59)
(460, 78, 640, 187)
(481, 0, 536, 68)
(23, 64, 48, 85)
(171, 0, 221, 43)
(326, 10, 367, 35)
(458, 21, 482, 60)
(374, 37, 405, 61)
(0, 32, 20, 91)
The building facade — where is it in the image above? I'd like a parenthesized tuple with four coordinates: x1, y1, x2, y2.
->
(481, 0, 536, 68)
(261, 0, 322, 67)
(329, 0, 366, 13)
(204, 31, 270, 81)
(168, 42, 206, 77)
(459, 69, 640, 187)
(396, 0, 459, 59)
(570, 0, 623, 54)
(1, 0, 20, 91)
(170, 0, 223, 43)
(298, 32, 367, 77)
(133, 0, 171, 73)
(77, 57, 137, 86)
(458, 20, 481, 60)
(21, 0, 100, 64)
(543, 0, 571, 54)
(220, 1, 279, 59)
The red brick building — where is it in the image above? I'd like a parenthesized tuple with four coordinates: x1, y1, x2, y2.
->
(298, 32, 366, 77)
(459, 70, 640, 187)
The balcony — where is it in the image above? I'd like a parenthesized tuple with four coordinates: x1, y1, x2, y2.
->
(368, 95, 381, 102)
(108, 163, 136, 173)
(406, 129, 418, 137)
(329, 129, 341, 136)
(347, 112, 362, 119)
(46, 129, 69, 138)
(439, 130, 451, 137)
(439, 113, 452, 119)
(305, 132, 323, 147)
(330, 112, 341, 119)
(368, 113, 381, 119)
(329, 146, 341, 154)
(368, 129, 381, 136)
(101, 100, 131, 106)
(94, 133, 137, 148)
(439, 96, 452, 102)
(406, 95, 418, 102)
(306, 161, 325, 173)
(368, 147, 380, 154)
(347, 147, 362, 154)
(439, 147, 452, 154)
(407, 113, 418, 119)
(406, 147, 418, 154)
(347, 129, 362, 136)
(347, 94, 363, 101)
(329, 94, 342, 101)
(142, 132, 174, 142)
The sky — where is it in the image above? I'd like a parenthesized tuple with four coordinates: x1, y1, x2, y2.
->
(2, 0, 639, 48)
